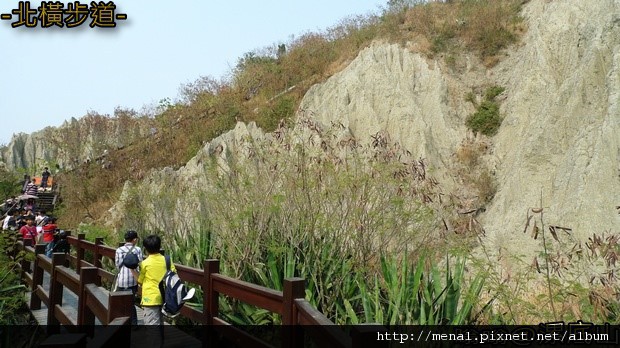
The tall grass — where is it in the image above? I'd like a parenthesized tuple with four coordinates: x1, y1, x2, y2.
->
(474, 202, 620, 324)
(118, 119, 486, 324)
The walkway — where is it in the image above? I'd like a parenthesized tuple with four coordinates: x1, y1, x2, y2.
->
(27, 270, 201, 347)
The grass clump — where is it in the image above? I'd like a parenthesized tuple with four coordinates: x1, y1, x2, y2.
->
(466, 86, 505, 136)
(400, 0, 526, 66)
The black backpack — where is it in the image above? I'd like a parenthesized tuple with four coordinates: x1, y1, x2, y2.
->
(122, 245, 140, 269)
(158, 255, 194, 318)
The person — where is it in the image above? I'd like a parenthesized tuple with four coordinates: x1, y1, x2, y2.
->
(2, 209, 18, 231)
(42, 217, 58, 257)
(115, 230, 143, 326)
(52, 230, 70, 253)
(19, 215, 38, 242)
(4, 196, 16, 209)
(133, 234, 174, 347)
(21, 174, 30, 194)
(24, 199, 36, 213)
(35, 210, 49, 230)
(25, 180, 38, 196)
(16, 209, 30, 229)
(2, 210, 11, 230)
(41, 167, 51, 188)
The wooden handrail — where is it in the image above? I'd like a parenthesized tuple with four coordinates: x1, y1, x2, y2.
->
(212, 273, 284, 314)
(18, 235, 381, 348)
(16, 243, 132, 343)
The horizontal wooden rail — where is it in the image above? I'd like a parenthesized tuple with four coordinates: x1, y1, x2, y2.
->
(56, 266, 80, 294)
(175, 264, 205, 285)
(84, 284, 111, 323)
(55, 304, 78, 326)
(212, 273, 284, 314)
(37, 254, 53, 273)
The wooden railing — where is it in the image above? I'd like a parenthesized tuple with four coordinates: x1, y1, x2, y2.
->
(17, 237, 133, 348)
(17, 233, 383, 347)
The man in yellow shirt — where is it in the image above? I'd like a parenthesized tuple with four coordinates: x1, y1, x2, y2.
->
(132, 234, 175, 347)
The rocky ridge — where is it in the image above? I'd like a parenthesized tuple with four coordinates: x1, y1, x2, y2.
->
(0, 115, 153, 172)
(74, 0, 620, 260)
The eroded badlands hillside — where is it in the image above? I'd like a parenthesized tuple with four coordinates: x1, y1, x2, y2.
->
(108, 0, 619, 261)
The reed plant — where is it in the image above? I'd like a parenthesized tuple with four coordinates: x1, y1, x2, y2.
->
(123, 119, 486, 324)
(474, 198, 620, 324)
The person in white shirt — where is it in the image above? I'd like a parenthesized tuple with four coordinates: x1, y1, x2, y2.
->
(2, 209, 18, 230)
(114, 230, 143, 326)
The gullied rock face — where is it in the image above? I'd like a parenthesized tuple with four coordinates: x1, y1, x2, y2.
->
(299, 43, 472, 180)
(109, 0, 619, 260)
(0, 116, 153, 172)
(482, 0, 620, 254)
(107, 122, 268, 232)
(1, 130, 56, 170)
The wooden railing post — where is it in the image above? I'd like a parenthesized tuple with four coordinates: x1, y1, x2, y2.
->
(30, 244, 46, 310)
(204, 259, 219, 347)
(63, 231, 72, 267)
(76, 233, 86, 273)
(108, 291, 133, 323)
(47, 253, 66, 334)
(282, 278, 305, 348)
(205, 259, 219, 324)
(20, 239, 33, 282)
(93, 237, 103, 286)
(93, 237, 103, 268)
(78, 267, 98, 326)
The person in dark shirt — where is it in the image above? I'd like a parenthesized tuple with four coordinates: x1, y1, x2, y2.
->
(52, 230, 70, 253)
(16, 209, 29, 229)
(41, 167, 51, 188)
(21, 175, 30, 194)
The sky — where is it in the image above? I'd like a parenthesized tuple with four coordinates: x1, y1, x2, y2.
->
(0, 0, 386, 144)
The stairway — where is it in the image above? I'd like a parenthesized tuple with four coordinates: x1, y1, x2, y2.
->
(37, 191, 57, 213)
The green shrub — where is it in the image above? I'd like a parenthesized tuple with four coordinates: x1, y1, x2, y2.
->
(466, 86, 505, 136)
(466, 100, 501, 136)
(256, 96, 295, 131)
(484, 85, 505, 100)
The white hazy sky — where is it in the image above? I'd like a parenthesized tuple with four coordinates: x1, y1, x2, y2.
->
(0, 0, 385, 144)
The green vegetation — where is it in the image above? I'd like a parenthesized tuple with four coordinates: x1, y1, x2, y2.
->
(466, 86, 505, 136)
(0, 168, 21, 200)
(0, 233, 29, 325)
(118, 120, 487, 324)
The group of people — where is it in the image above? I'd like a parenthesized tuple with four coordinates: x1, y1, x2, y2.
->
(21, 167, 52, 195)
(2, 208, 68, 257)
(115, 231, 175, 346)
(3, 191, 172, 345)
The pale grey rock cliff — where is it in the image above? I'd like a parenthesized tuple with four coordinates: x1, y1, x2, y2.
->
(0, 115, 154, 172)
(299, 42, 473, 180)
(483, 0, 620, 254)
